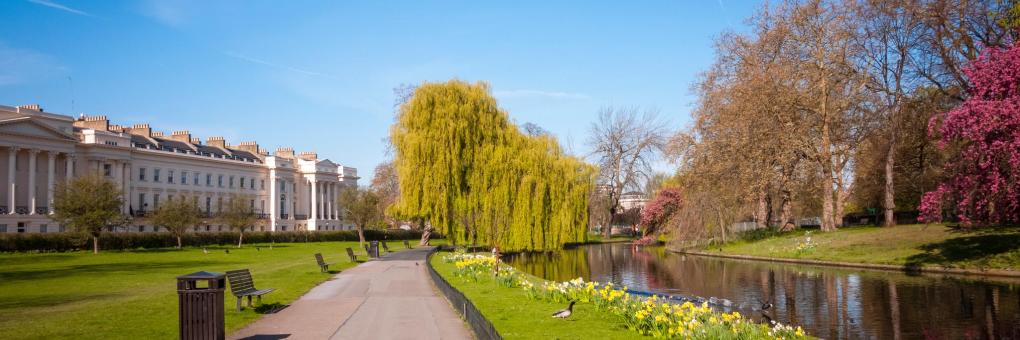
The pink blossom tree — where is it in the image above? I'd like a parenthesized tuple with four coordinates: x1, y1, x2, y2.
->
(639, 187, 683, 234)
(919, 43, 1020, 226)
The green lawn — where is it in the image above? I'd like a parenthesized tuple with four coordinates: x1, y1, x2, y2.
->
(430, 251, 638, 340)
(713, 224, 1020, 271)
(0, 241, 406, 339)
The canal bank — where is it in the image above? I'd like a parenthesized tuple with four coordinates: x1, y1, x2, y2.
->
(672, 249, 1020, 279)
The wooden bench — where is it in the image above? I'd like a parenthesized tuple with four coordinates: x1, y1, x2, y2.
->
(403, 240, 411, 249)
(346, 247, 358, 262)
(225, 269, 276, 311)
(314, 253, 331, 273)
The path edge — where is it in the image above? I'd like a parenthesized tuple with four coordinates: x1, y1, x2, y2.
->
(672, 249, 1020, 279)
(425, 248, 503, 340)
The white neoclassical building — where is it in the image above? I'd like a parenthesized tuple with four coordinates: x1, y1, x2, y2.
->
(0, 103, 359, 233)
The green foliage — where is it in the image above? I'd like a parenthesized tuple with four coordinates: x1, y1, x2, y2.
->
(339, 186, 382, 245)
(217, 196, 257, 247)
(0, 229, 424, 252)
(148, 197, 202, 248)
(50, 174, 126, 253)
(391, 80, 593, 251)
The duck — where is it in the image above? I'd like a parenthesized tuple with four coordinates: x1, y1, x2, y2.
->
(552, 301, 576, 318)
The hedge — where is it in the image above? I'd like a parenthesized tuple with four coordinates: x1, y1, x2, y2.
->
(0, 229, 429, 252)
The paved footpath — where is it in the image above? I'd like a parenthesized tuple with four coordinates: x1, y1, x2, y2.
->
(230, 247, 473, 340)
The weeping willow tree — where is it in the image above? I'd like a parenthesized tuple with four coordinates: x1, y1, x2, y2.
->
(390, 80, 593, 251)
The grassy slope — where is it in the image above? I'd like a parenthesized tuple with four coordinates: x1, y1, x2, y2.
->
(714, 224, 1020, 271)
(0, 241, 400, 339)
(430, 252, 637, 340)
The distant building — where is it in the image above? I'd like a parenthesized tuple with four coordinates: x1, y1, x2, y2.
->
(0, 104, 359, 233)
(618, 191, 649, 210)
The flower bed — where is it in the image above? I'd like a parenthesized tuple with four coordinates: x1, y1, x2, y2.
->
(443, 252, 810, 339)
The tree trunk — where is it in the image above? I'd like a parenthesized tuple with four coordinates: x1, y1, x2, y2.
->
(779, 189, 795, 231)
(822, 175, 835, 232)
(92, 235, 99, 254)
(176, 235, 182, 249)
(357, 225, 366, 247)
(834, 186, 847, 229)
(884, 129, 898, 227)
(420, 226, 432, 246)
(603, 204, 615, 239)
(755, 190, 770, 229)
(237, 231, 244, 248)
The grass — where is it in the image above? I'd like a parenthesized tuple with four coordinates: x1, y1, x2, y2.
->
(430, 251, 638, 339)
(0, 241, 406, 339)
(713, 224, 1020, 271)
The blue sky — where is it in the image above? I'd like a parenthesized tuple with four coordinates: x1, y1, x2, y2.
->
(1, 0, 759, 176)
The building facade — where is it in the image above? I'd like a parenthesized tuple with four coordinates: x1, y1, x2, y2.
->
(0, 104, 358, 233)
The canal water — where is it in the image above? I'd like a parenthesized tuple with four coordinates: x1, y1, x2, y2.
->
(505, 242, 1020, 339)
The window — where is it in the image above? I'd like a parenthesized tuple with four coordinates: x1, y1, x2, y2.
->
(229, 176, 235, 188)
(153, 194, 160, 209)
(0, 224, 6, 233)
(250, 199, 255, 210)
(260, 200, 265, 213)
(217, 197, 223, 212)
(206, 174, 212, 186)
(138, 193, 146, 211)
(138, 168, 147, 181)
(239, 177, 245, 189)
(181, 171, 188, 184)
(205, 225, 211, 232)
(17, 222, 25, 233)
(260, 179, 265, 190)
(103, 164, 112, 177)
(154, 169, 161, 182)
(218, 175, 224, 187)
(280, 194, 287, 214)
(40, 224, 47, 233)
(168, 170, 175, 184)
(167, 194, 174, 202)
(139, 225, 145, 232)
(193, 173, 200, 186)
(205, 197, 211, 213)
(250, 178, 255, 189)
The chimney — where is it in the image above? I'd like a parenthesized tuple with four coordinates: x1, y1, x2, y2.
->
(108, 124, 125, 133)
(170, 130, 192, 144)
(16, 104, 42, 112)
(126, 124, 152, 137)
(152, 131, 165, 138)
(73, 115, 109, 131)
(275, 147, 295, 159)
(190, 137, 201, 145)
(298, 151, 318, 161)
(237, 141, 260, 154)
(207, 136, 227, 149)
(258, 147, 269, 156)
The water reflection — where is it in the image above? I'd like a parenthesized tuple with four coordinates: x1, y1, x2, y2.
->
(506, 243, 1020, 339)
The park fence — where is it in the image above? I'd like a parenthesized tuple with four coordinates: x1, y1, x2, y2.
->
(426, 248, 502, 340)
(0, 229, 426, 252)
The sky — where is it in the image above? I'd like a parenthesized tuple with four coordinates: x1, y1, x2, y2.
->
(0, 0, 760, 177)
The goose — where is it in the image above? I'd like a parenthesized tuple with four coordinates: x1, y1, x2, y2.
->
(552, 301, 576, 318)
(202, 248, 209, 254)
(758, 298, 773, 311)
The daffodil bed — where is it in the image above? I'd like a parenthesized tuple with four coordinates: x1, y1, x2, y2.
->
(436, 252, 811, 339)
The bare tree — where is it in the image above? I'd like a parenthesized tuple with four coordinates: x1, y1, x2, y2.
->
(339, 186, 381, 247)
(218, 195, 256, 248)
(587, 106, 667, 238)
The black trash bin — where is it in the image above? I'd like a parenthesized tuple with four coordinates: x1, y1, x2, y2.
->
(177, 271, 226, 340)
(369, 241, 380, 258)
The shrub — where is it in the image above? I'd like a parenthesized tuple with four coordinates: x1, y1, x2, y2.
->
(0, 229, 427, 252)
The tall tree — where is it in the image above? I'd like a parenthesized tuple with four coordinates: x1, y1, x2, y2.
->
(588, 106, 667, 238)
(370, 161, 400, 228)
(149, 197, 201, 248)
(51, 174, 125, 254)
(391, 80, 592, 251)
(339, 186, 381, 246)
(218, 196, 255, 248)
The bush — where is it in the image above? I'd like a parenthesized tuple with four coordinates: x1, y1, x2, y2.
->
(0, 229, 428, 252)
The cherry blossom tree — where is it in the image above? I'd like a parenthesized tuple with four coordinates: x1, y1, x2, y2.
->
(919, 44, 1020, 226)
(639, 187, 683, 234)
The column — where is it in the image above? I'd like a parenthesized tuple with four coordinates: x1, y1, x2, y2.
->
(64, 153, 74, 183)
(122, 162, 130, 214)
(46, 152, 55, 214)
(268, 170, 277, 231)
(7, 147, 17, 214)
(27, 148, 37, 212)
(286, 180, 294, 220)
(310, 178, 318, 221)
(327, 182, 334, 220)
